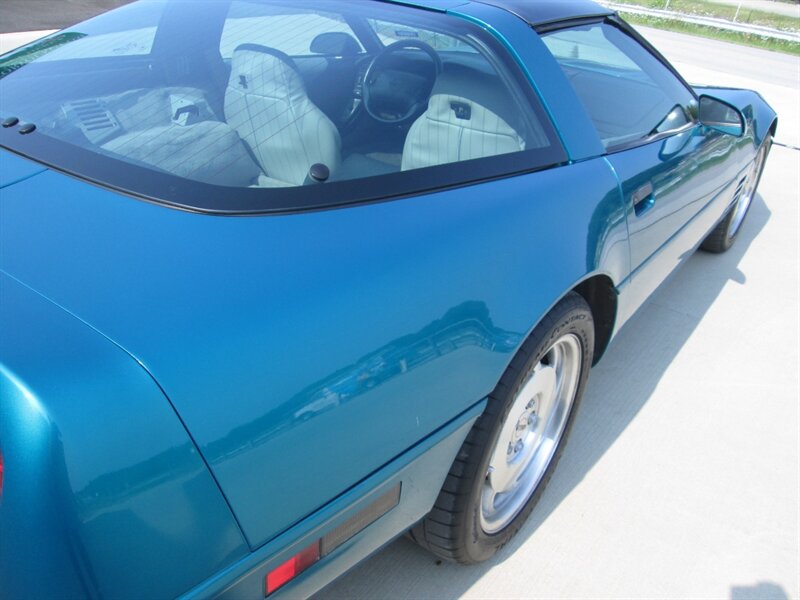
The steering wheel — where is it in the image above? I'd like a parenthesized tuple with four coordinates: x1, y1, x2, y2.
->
(362, 40, 442, 124)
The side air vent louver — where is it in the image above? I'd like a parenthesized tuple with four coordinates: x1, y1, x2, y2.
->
(63, 99, 120, 145)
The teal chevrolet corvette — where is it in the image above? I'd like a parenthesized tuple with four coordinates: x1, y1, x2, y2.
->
(0, 0, 775, 598)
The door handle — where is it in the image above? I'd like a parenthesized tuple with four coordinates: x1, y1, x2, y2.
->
(632, 182, 655, 216)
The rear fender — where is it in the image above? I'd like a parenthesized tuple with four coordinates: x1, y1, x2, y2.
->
(0, 154, 629, 551)
(0, 273, 248, 599)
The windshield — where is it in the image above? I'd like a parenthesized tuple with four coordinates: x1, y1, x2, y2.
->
(0, 0, 564, 213)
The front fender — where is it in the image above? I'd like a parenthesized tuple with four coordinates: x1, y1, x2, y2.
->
(0, 273, 248, 599)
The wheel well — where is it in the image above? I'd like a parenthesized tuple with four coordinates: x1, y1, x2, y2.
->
(573, 275, 617, 365)
(767, 118, 778, 142)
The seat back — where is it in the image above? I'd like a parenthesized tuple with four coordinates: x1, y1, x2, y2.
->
(225, 44, 340, 186)
(401, 68, 526, 171)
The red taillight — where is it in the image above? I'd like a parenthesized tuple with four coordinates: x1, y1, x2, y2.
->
(265, 542, 320, 595)
(0, 450, 4, 496)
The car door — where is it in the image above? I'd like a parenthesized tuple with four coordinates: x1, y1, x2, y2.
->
(542, 22, 741, 309)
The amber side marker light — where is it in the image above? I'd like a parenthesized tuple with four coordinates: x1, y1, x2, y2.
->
(265, 483, 401, 595)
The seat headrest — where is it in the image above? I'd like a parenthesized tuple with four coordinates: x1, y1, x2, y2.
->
(426, 66, 524, 135)
(228, 44, 305, 101)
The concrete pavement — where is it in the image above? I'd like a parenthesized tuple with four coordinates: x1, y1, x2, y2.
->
(319, 29, 800, 600)
(638, 25, 800, 149)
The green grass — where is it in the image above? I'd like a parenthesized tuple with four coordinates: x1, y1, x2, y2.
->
(622, 12, 800, 55)
(620, 0, 799, 31)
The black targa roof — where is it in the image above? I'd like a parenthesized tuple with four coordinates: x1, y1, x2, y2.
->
(472, 0, 614, 27)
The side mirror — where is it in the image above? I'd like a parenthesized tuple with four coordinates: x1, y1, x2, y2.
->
(310, 32, 360, 57)
(698, 95, 745, 137)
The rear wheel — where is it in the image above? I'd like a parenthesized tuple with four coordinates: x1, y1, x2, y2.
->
(701, 135, 771, 253)
(410, 292, 594, 563)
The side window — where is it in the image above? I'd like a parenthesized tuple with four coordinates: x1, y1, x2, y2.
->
(217, 7, 557, 188)
(220, 2, 363, 58)
(542, 23, 696, 149)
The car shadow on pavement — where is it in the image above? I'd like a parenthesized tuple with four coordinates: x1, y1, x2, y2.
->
(730, 581, 790, 600)
(317, 192, 772, 600)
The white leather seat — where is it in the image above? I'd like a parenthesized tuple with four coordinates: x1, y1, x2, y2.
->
(225, 44, 341, 186)
(401, 68, 527, 171)
(103, 120, 262, 186)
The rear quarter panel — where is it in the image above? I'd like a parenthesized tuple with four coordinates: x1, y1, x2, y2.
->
(0, 273, 247, 599)
(0, 153, 628, 551)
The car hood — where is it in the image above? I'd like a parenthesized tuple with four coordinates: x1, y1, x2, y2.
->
(0, 151, 537, 549)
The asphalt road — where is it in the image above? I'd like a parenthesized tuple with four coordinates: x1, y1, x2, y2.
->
(0, 15, 798, 600)
(0, 0, 132, 34)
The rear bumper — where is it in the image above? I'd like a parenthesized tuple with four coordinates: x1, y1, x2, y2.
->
(180, 400, 486, 599)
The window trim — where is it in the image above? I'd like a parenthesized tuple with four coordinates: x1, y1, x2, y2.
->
(0, 135, 567, 216)
(604, 121, 698, 154)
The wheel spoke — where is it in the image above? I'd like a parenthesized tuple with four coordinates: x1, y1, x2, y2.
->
(480, 334, 582, 534)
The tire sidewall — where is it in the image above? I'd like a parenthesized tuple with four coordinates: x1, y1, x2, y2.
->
(461, 296, 594, 563)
